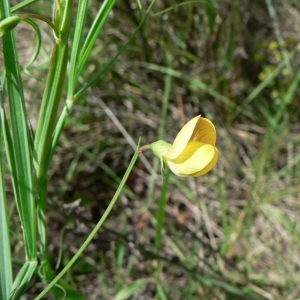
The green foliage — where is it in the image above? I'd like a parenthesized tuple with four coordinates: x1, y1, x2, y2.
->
(1, 0, 300, 299)
(0, 90, 12, 300)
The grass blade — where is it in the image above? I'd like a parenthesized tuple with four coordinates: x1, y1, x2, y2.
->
(74, 0, 156, 100)
(1, 0, 36, 261)
(23, 18, 42, 79)
(0, 76, 13, 300)
(11, 0, 39, 13)
(31, 1, 74, 292)
(67, 0, 90, 97)
(34, 0, 73, 175)
(76, 0, 116, 81)
(8, 261, 38, 300)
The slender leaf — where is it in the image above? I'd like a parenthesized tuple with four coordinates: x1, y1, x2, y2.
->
(8, 261, 38, 300)
(74, 0, 156, 100)
(1, 0, 36, 261)
(23, 18, 42, 79)
(0, 75, 13, 300)
(34, 0, 73, 175)
(11, 0, 40, 13)
(68, 0, 91, 97)
(76, 0, 116, 81)
(32, 0, 73, 290)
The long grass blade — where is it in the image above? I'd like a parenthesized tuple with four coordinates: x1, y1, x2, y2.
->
(1, 0, 36, 261)
(76, 0, 116, 81)
(68, 0, 91, 97)
(8, 261, 38, 300)
(11, 0, 39, 13)
(34, 0, 73, 175)
(0, 76, 13, 300)
(32, 0, 73, 291)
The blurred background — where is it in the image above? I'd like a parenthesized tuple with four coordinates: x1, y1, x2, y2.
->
(11, 0, 300, 299)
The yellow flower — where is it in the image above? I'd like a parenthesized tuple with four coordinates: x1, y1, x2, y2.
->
(147, 116, 218, 177)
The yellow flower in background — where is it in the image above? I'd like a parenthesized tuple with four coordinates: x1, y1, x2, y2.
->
(140, 116, 218, 177)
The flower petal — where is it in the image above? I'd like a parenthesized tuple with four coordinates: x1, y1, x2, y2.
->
(164, 142, 218, 177)
(190, 147, 218, 177)
(165, 115, 201, 160)
(189, 117, 216, 146)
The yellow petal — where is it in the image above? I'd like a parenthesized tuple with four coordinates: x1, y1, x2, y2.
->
(189, 117, 216, 146)
(190, 147, 218, 177)
(164, 142, 218, 177)
(165, 115, 201, 160)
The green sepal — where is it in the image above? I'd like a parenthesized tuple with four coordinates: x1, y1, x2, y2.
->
(151, 140, 172, 175)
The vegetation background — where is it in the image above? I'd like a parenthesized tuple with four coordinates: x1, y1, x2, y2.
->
(4, 0, 300, 299)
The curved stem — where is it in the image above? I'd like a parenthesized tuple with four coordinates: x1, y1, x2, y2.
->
(137, 144, 152, 152)
(19, 13, 59, 37)
(34, 142, 141, 300)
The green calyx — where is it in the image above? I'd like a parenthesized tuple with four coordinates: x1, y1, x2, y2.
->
(151, 140, 172, 174)
(151, 140, 172, 158)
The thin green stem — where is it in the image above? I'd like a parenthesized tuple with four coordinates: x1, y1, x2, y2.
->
(155, 169, 171, 257)
(147, 50, 172, 206)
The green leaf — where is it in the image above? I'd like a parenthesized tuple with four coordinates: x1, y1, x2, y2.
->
(23, 18, 42, 79)
(32, 0, 74, 289)
(74, 0, 156, 100)
(0, 75, 13, 300)
(68, 0, 91, 97)
(34, 0, 73, 175)
(76, 0, 117, 81)
(0, 0, 37, 261)
(11, 0, 39, 13)
(8, 261, 37, 300)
